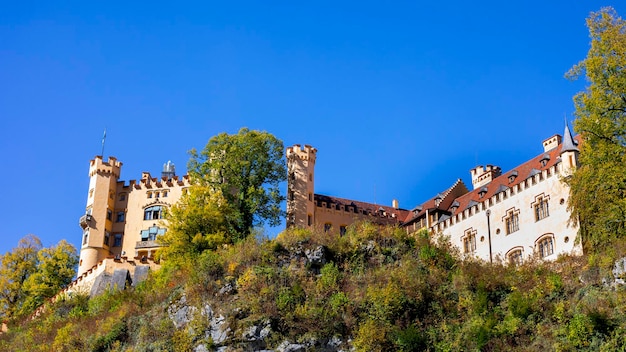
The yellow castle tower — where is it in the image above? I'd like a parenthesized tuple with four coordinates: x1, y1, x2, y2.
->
(78, 156, 122, 277)
(286, 144, 317, 229)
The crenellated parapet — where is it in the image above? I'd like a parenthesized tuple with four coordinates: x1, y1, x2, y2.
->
(286, 144, 317, 162)
(470, 165, 502, 190)
(128, 173, 191, 190)
(89, 156, 122, 178)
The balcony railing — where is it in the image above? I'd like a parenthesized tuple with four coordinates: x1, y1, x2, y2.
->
(135, 240, 161, 249)
(79, 214, 92, 229)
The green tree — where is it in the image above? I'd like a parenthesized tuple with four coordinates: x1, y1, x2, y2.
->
(188, 128, 287, 239)
(566, 7, 626, 251)
(159, 186, 232, 260)
(20, 240, 78, 315)
(0, 235, 41, 320)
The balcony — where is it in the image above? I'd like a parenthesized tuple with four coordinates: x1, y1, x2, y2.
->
(79, 214, 92, 229)
(135, 240, 161, 249)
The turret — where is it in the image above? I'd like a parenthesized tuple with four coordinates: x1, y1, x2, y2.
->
(77, 156, 123, 277)
(470, 165, 502, 190)
(560, 123, 579, 176)
(162, 161, 176, 180)
(286, 144, 317, 228)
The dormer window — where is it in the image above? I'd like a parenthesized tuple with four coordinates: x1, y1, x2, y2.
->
(508, 170, 518, 184)
(449, 200, 460, 214)
(478, 187, 488, 198)
(540, 154, 551, 167)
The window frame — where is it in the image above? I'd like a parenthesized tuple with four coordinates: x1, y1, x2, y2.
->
(462, 228, 477, 254)
(536, 234, 555, 259)
(504, 209, 520, 235)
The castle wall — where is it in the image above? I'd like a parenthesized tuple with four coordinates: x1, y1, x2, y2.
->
(118, 175, 190, 259)
(432, 165, 581, 262)
(314, 202, 402, 235)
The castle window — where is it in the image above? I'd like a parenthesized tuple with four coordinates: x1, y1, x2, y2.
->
(155, 191, 160, 198)
(109, 191, 115, 199)
(104, 232, 110, 246)
(309, 173, 312, 181)
(340, 225, 347, 236)
(289, 191, 295, 201)
(141, 226, 167, 241)
(504, 209, 520, 235)
(308, 193, 312, 201)
(324, 223, 332, 233)
(113, 233, 123, 247)
(119, 193, 126, 201)
(508, 248, 523, 265)
(116, 211, 125, 223)
(307, 214, 312, 226)
(144, 206, 163, 220)
(107, 209, 113, 221)
(537, 235, 554, 258)
(147, 191, 153, 199)
(534, 196, 549, 221)
(83, 230, 89, 245)
(463, 229, 477, 254)
(163, 190, 168, 197)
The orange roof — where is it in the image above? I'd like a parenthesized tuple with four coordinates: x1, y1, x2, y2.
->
(440, 136, 578, 218)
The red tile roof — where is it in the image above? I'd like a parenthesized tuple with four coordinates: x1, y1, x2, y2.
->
(437, 136, 578, 219)
(402, 179, 469, 224)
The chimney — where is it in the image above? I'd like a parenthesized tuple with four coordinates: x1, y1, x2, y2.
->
(392, 199, 399, 209)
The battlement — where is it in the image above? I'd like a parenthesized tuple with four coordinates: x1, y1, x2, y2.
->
(127, 173, 190, 189)
(470, 165, 502, 190)
(286, 144, 317, 161)
(89, 156, 122, 178)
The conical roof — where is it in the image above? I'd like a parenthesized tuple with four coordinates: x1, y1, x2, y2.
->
(561, 123, 579, 153)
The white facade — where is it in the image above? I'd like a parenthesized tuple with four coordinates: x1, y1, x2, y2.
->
(431, 163, 580, 263)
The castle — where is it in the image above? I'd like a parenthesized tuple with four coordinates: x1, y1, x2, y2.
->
(76, 124, 580, 281)
(77, 157, 191, 277)
(286, 124, 582, 263)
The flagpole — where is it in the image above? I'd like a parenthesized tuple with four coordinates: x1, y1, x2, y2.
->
(101, 128, 107, 157)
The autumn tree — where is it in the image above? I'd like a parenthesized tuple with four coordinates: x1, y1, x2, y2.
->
(0, 235, 41, 320)
(159, 186, 233, 261)
(187, 128, 287, 239)
(0, 236, 78, 320)
(566, 7, 626, 251)
(20, 240, 78, 315)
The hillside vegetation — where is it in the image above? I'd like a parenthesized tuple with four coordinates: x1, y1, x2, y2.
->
(2, 224, 626, 351)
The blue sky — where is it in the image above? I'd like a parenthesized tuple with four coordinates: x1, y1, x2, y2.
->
(0, 1, 622, 256)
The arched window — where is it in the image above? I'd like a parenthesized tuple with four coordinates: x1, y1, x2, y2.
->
(507, 247, 524, 265)
(536, 234, 555, 259)
(144, 206, 163, 220)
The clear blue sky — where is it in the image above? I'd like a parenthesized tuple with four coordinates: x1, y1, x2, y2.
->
(0, 1, 622, 256)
